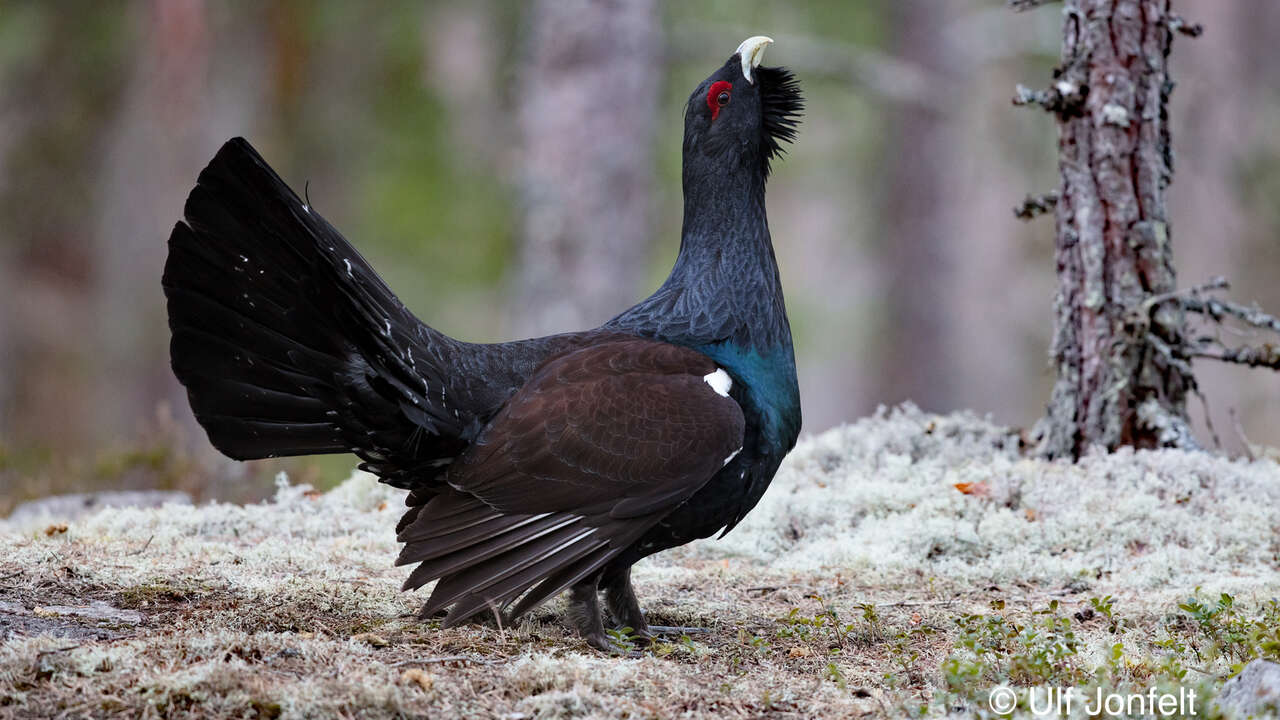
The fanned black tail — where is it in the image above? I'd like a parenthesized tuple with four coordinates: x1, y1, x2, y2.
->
(164, 138, 661, 626)
(163, 138, 469, 483)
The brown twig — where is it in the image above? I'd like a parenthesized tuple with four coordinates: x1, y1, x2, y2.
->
(743, 585, 790, 594)
(387, 655, 502, 668)
(35, 645, 80, 660)
(874, 598, 960, 609)
(488, 602, 506, 644)
(742, 583, 820, 595)
(126, 536, 154, 557)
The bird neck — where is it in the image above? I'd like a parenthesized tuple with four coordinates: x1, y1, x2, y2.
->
(665, 166, 788, 346)
(675, 163, 770, 268)
(606, 159, 791, 349)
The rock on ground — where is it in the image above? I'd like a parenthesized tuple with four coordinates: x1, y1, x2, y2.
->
(1218, 660, 1280, 719)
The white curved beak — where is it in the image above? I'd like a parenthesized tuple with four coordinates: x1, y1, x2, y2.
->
(735, 35, 774, 85)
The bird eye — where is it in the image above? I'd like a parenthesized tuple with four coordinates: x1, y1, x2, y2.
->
(706, 80, 734, 120)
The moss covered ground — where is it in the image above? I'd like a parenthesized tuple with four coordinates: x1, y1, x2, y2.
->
(2, 405, 1278, 718)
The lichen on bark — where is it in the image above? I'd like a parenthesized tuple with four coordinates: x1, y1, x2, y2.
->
(1032, 0, 1196, 459)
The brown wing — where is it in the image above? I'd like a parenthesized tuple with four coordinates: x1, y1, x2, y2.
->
(395, 338, 744, 625)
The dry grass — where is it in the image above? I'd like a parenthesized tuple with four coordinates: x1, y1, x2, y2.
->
(2, 405, 1278, 718)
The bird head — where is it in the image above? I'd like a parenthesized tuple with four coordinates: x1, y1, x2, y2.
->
(683, 36, 804, 180)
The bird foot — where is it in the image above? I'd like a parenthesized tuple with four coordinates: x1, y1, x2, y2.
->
(584, 631, 644, 657)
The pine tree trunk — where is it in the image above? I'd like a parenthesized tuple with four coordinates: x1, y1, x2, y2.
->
(1035, 0, 1195, 459)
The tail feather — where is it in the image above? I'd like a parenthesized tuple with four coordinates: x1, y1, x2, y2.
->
(179, 377, 328, 421)
(430, 523, 607, 623)
(169, 322, 330, 398)
(397, 491, 647, 627)
(399, 513, 580, 594)
(502, 543, 619, 619)
(163, 137, 471, 484)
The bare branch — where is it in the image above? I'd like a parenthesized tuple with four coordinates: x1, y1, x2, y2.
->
(1013, 83, 1055, 109)
(1013, 191, 1059, 220)
(1008, 0, 1059, 11)
(1184, 295, 1280, 335)
(1229, 409, 1257, 462)
(1191, 383, 1222, 452)
(1146, 333, 1195, 378)
(1141, 276, 1230, 313)
(1141, 277, 1280, 338)
(1140, 277, 1280, 372)
(1165, 14, 1204, 38)
(1189, 345, 1280, 371)
(1013, 81, 1087, 117)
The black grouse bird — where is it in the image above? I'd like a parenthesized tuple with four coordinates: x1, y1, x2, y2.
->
(163, 36, 802, 651)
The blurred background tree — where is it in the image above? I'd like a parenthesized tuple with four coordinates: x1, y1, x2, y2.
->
(1, 0, 1277, 513)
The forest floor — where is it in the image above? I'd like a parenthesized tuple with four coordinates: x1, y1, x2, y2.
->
(1, 405, 1278, 719)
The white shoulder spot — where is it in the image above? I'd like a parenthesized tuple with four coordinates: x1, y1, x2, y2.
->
(703, 368, 732, 397)
(723, 447, 742, 467)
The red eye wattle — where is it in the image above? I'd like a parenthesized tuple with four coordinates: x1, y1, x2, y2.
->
(707, 81, 732, 120)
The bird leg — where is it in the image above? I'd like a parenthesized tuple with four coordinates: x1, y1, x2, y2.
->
(600, 566, 710, 643)
(567, 577, 612, 652)
(601, 564, 651, 643)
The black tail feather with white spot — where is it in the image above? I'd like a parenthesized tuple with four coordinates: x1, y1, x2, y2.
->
(163, 138, 470, 486)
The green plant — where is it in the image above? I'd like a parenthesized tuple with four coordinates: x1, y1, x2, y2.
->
(885, 624, 934, 691)
(605, 626, 639, 654)
(824, 660, 847, 690)
(1090, 595, 1130, 634)
(945, 599, 1087, 691)
(1176, 592, 1280, 669)
(934, 595, 1280, 717)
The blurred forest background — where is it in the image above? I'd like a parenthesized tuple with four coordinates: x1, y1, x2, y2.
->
(1, 0, 1278, 514)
